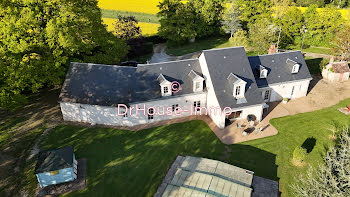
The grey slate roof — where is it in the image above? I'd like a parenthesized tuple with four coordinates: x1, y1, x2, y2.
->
(34, 146, 74, 174)
(59, 47, 312, 109)
(248, 51, 312, 88)
(59, 59, 202, 106)
(202, 47, 264, 109)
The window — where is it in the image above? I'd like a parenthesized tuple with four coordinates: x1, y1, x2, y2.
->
(292, 64, 299, 73)
(50, 170, 59, 176)
(235, 86, 241, 96)
(194, 101, 201, 111)
(228, 111, 242, 119)
(260, 70, 267, 78)
(163, 86, 169, 94)
(172, 104, 179, 112)
(148, 108, 154, 120)
(264, 90, 270, 100)
(195, 82, 201, 90)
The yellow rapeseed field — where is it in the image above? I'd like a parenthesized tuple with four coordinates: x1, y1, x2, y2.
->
(98, 1, 350, 20)
(98, 0, 231, 14)
(296, 7, 350, 20)
(102, 18, 160, 35)
(98, 0, 160, 14)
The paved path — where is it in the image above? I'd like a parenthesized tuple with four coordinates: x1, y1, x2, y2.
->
(148, 43, 201, 64)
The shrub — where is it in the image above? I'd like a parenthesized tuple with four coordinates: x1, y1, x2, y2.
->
(291, 127, 350, 196)
(293, 146, 307, 162)
(229, 29, 249, 47)
(320, 58, 329, 70)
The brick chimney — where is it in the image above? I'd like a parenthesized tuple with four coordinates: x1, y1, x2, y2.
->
(268, 44, 277, 54)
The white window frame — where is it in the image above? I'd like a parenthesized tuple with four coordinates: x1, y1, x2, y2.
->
(264, 90, 271, 101)
(194, 101, 201, 111)
(195, 82, 201, 90)
(123, 111, 128, 118)
(292, 64, 299, 73)
(148, 108, 154, 120)
(163, 86, 169, 94)
(260, 70, 267, 78)
(172, 104, 179, 112)
(235, 86, 241, 96)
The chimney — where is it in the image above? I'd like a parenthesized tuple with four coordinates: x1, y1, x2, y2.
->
(268, 44, 277, 54)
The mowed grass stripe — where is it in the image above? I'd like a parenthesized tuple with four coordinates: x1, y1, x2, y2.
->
(101, 9, 159, 24)
(102, 18, 159, 36)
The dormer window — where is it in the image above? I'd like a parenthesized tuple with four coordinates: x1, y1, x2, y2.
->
(163, 86, 169, 94)
(227, 73, 247, 99)
(157, 74, 172, 97)
(259, 65, 268, 78)
(195, 82, 201, 90)
(286, 58, 300, 74)
(292, 64, 300, 73)
(235, 86, 241, 96)
(188, 70, 204, 93)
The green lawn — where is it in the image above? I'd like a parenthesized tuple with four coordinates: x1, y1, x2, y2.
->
(101, 9, 159, 24)
(166, 36, 258, 56)
(33, 99, 350, 197)
(166, 36, 247, 56)
(0, 117, 46, 196)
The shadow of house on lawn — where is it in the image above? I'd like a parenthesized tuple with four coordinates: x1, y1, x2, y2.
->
(227, 144, 279, 182)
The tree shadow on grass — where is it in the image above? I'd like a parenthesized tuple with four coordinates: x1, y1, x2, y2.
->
(301, 137, 317, 153)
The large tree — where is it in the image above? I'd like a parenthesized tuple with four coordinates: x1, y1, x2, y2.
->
(333, 25, 350, 61)
(221, 5, 241, 38)
(233, 0, 272, 30)
(157, 0, 197, 42)
(292, 127, 350, 197)
(113, 15, 142, 40)
(273, 7, 304, 47)
(157, 0, 225, 42)
(304, 5, 344, 46)
(249, 19, 276, 54)
(0, 0, 128, 109)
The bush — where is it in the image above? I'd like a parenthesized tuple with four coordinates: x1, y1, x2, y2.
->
(320, 58, 330, 70)
(229, 29, 249, 47)
(293, 146, 307, 162)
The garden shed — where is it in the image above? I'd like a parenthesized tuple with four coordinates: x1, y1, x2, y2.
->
(34, 146, 78, 188)
(322, 60, 350, 82)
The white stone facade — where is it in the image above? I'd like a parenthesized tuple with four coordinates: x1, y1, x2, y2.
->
(260, 79, 311, 102)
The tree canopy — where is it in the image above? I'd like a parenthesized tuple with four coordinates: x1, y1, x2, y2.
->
(249, 19, 276, 54)
(0, 0, 128, 109)
(113, 15, 142, 40)
(233, 0, 272, 30)
(157, 0, 225, 43)
(221, 5, 241, 38)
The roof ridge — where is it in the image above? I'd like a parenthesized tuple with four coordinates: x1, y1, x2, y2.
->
(202, 46, 245, 52)
(249, 50, 301, 58)
(138, 58, 199, 66)
(71, 62, 137, 69)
